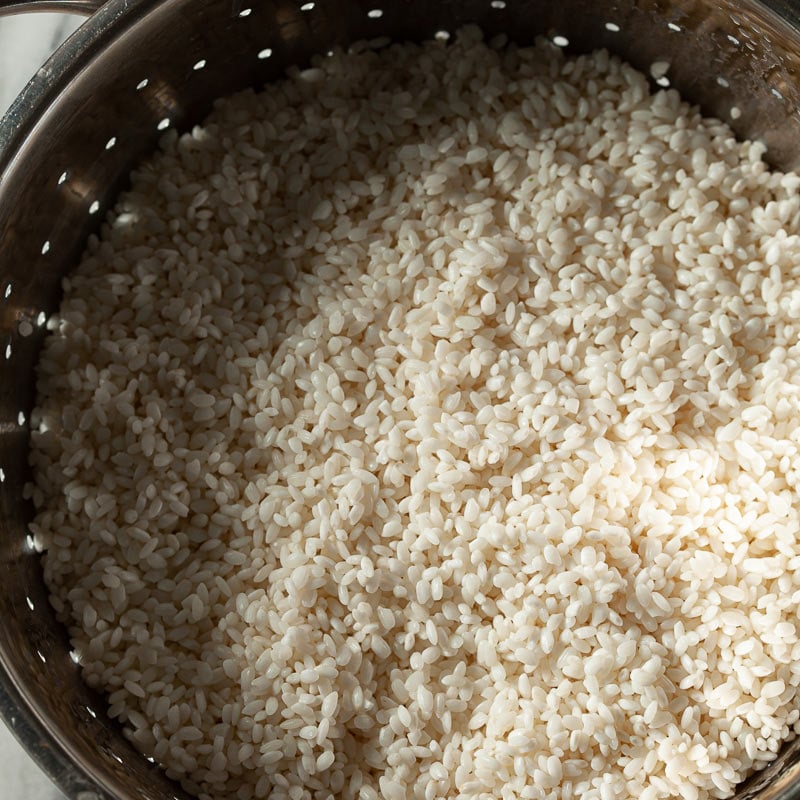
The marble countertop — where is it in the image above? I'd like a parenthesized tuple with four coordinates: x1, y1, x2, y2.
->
(0, 13, 82, 115)
(0, 12, 82, 800)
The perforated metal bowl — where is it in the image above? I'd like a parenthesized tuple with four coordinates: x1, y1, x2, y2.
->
(4, 0, 800, 798)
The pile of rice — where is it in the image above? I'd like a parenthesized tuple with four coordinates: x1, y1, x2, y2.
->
(27, 26, 800, 800)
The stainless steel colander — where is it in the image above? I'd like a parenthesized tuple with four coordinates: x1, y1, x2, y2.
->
(3, 1, 800, 798)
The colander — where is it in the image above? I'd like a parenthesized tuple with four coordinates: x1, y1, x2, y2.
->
(3, 0, 800, 798)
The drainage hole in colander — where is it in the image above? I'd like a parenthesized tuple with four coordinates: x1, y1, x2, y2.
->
(41, 240, 50, 255)
(490, 0, 506, 8)
(435, 30, 450, 42)
(605, 21, 620, 32)
(367, 8, 382, 17)
(105, 136, 117, 150)
(193, 59, 207, 71)
(36, 311, 46, 327)
(36, 650, 46, 664)
(717, 76, 730, 88)
(136, 78, 149, 91)
(26, 596, 35, 611)
(300, 1, 314, 9)
(57, 170, 68, 186)
(18, 411, 26, 427)
(69, 650, 80, 664)
(0, 468, 4, 483)
(157, 118, 171, 131)
(668, 22, 682, 32)
(4, 342, 11, 360)
(238, 7, 252, 17)
(258, 48, 273, 60)
(89, 200, 100, 215)
(553, 35, 569, 47)
(4, 281, 12, 299)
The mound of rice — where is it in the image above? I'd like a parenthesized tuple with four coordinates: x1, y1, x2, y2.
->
(27, 26, 800, 800)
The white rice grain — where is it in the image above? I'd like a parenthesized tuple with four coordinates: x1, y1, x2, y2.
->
(27, 25, 800, 800)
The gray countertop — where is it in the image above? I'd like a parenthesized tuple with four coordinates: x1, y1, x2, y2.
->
(0, 12, 81, 799)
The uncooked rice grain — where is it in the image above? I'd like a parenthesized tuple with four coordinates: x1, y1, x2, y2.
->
(27, 25, 800, 800)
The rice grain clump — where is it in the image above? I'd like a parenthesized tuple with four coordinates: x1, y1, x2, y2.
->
(27, 27, 800, 800)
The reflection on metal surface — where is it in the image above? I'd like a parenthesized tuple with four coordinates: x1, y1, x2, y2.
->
(0, 0, 102, 15)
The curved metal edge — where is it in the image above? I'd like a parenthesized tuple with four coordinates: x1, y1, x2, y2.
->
(758, 0, 800, 27)
(0, 0, 103, 15)
(0, 676, 111, 800)
(753, 0, 800, 31)
(0, 0, 142, 171)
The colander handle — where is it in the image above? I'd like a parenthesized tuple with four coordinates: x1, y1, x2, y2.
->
(0, 0, 103, 14)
